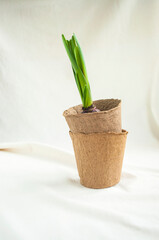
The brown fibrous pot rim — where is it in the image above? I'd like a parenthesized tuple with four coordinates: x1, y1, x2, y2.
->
(69, 129, 128, 136)
(63, 99, 121, 118)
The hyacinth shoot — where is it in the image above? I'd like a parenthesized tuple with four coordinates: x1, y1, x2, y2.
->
(62, 33, 93, 110)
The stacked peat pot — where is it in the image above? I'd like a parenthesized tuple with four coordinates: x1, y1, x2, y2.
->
(63, 99, 128, 189)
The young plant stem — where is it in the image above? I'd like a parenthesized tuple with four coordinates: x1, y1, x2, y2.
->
(62, 33, 100, 113)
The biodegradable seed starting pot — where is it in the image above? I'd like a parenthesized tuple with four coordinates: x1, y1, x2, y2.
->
(69, 130, 128, 189)
(62, 33, 128, 189)
(64, 99, 128, 189)
(63, 99, 122, 133)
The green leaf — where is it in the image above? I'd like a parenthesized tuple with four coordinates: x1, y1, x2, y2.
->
(62, 34, 78, 73)
(62, 34, 93, 108)
(73, 34, 89, 83)
(83, 85, 92, 108)
(74, 46, 86, 92)
(62, 35, 86, 87)
(74, 46, 82, 75)
(70, 36, 76, 54)
(72, 67, 83, 102)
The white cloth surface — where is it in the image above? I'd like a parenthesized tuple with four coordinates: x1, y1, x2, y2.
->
(0, 1, 159, 239)
(0, 143, 159, 240)
(0, 0, 159, 151)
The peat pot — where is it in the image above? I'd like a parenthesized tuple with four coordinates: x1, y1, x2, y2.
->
(63, 99, 122, 133)
(69, 130, 128, 189)
(63, 99, 128, 189)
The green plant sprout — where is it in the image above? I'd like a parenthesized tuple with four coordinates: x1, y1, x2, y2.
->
(62, 33, 99, 113)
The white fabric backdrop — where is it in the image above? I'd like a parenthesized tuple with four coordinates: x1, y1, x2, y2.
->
(0, 0, 159, 151)
(0, 143, 158, 240)
(0, 1, 159, 239)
